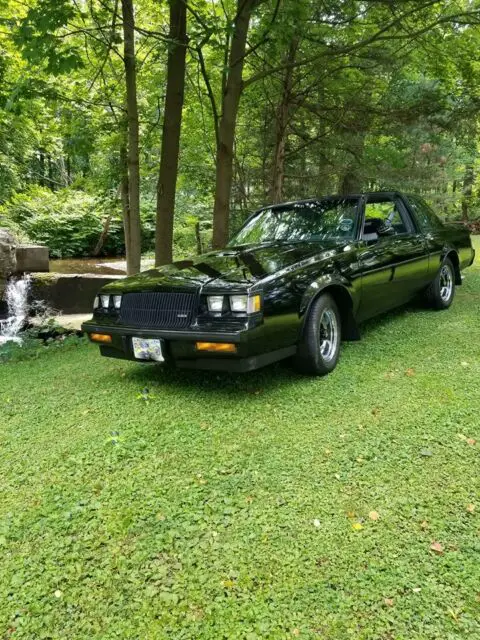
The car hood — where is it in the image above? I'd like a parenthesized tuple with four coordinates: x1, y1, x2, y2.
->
(103, 240, 345, 293)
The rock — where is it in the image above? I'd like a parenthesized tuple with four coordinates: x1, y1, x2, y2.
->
(0, 229, 17, 279)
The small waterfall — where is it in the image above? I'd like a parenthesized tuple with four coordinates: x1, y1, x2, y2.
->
(0, 275, 31, 345)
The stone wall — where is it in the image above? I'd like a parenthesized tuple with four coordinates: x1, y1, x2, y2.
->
(0, 229, 17, 276)
(16, 245, 49, 273)
(31, 273, 124, 314)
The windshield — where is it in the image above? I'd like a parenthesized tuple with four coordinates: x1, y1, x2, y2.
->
(229, 199, 359, 246)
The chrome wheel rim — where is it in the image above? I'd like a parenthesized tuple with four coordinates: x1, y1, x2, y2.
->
(439, 264, 453, 302)
(319, 309, 338, 362)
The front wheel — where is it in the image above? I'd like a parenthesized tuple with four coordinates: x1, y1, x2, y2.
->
(426, 257, 455, 310)
(294, 293, 341, 376)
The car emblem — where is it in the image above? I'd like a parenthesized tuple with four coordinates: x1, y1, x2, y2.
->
(177, 313, 188, 318)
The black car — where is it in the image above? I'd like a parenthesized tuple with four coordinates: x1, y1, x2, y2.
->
(82, 192, 475, 375)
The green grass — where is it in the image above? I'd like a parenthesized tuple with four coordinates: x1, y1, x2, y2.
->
(1, 239, 480, 639)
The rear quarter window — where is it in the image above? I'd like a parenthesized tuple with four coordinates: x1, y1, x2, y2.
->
(407, 196, 444, 232)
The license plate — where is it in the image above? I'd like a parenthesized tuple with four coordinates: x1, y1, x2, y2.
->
(132, 337, 164, 362)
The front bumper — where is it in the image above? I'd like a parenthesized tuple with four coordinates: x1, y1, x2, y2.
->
(81, 320, 295, 372)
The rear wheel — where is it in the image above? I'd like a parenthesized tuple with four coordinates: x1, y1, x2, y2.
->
(426, 257, 455, 310)
(294, 293, 341, 375)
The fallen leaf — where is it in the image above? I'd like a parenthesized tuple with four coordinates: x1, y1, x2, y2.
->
(54, 590, 63, 598)
(352, 522, 363, 531)
(292, 629, 300, 637)
(313, 519, 321, 528)
(467, 438, 476, 446)
(369, 510, 380, 521)
(420, 449, 433, 457)
(245, 495, 254, 504)
(347, 511, 356, 519)
(412, 587, 422, 593)
(221, 579, 235, 589)
(466, 504, 475, 514)
(420, 520, 429, 530)
(405, 368, 416, 377)
(430, 541, 444, 555)
(457, 433, 468, 441)
(384, 598, 394, 607)
(448, 608, 461, 621)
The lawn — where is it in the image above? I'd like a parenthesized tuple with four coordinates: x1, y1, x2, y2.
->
(1, 240, 480, 639)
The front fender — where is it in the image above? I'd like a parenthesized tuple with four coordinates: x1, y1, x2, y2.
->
(300, 274, 353, 316)
(299, 275, 360, 341)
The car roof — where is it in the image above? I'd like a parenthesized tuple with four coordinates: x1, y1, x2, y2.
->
(267, 191, 406, 210)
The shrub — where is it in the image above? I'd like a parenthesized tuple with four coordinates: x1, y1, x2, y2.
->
(1, 187, 125, 258)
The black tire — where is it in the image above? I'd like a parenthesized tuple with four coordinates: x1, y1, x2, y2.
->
(425, 257, 455, 310)
(294, 293, 341, 376)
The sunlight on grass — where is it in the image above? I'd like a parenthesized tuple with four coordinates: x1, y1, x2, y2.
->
(0, 240, 479, 639)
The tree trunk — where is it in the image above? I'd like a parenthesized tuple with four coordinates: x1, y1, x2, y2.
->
(38, 149, 46, 187)
(340, 170, 362, 195)
(195, 221, 202, 255)
(340, 132, 366, 195)
(212, 0, 256, 249)
(121, 0, 142, 275)
(119, 140, 131, 257)
(93, 214, 112, 256)
(270, 39, 298, 204)
(155, 0, 187, 266)
(461, 164, 475, 222)
(47, 154, 55, 191)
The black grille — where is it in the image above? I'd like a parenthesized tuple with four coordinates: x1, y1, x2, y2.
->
(120, 292, 197, 329)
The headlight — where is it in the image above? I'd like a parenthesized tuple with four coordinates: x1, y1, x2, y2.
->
(230, 295, 248, 312)
(230, 294, 261, 314)
(207, 295, 224, 313)
(93, 296, 100, 309)
(100, 294, 110, 308)
(113, 295, 122, 310)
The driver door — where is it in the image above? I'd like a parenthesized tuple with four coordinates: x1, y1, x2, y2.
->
(357, 195, 428, 320)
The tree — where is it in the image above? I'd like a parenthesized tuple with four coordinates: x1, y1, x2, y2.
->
(121, 0, 142, 275)
(270, 37, 298, 204)
(212, 0, 259, 249)
(155, 0, 188, 266)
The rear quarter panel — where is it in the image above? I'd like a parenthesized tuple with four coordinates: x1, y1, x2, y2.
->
(443, 223, 475, 270)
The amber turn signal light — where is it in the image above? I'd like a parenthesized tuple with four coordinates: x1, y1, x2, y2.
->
(196, 342, 236, 353)
(90, 333, 112, 344)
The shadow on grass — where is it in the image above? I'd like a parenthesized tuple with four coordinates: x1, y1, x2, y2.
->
(118, 305, 420, 395)
(115, 284, 477, 395)
(122, 356, 304, 398)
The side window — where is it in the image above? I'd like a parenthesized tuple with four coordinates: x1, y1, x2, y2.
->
(362, 199, 409, 240)
(407, 197, 444, 232)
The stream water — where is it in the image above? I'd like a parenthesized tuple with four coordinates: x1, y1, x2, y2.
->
(0, 257, 152, 346)
(0, 276, 32, 345)
(49, 257, 154, 275)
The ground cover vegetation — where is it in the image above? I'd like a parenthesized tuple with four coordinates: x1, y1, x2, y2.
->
(0, 1, 480, 266)
(0, 238, 479, 639)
